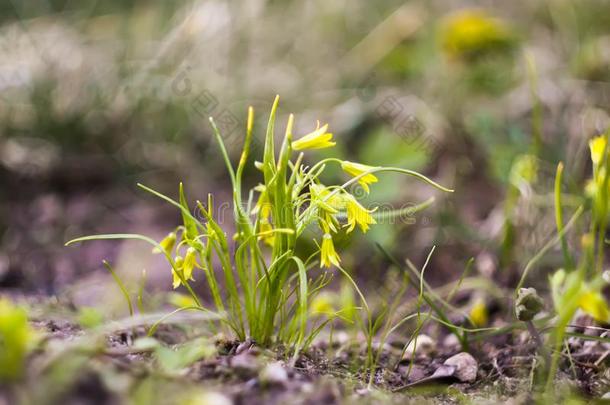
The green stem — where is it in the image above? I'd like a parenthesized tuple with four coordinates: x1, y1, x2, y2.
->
(554, 162, 573, 270)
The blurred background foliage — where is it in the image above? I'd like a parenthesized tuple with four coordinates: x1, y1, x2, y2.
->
(0, 0, 609, 315)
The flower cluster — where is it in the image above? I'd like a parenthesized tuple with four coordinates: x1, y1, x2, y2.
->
(256, 122, 380, 268)
(154, 231, 200, 289)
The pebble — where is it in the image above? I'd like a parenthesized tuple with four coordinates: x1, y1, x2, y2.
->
(443, 352, 478, 383)
(235, 339, 255, 355)
(259, 362, 288, 385)
(230, 353, 260, 375)
(402, 334, 435, 359)
(442, 334, 460, 349)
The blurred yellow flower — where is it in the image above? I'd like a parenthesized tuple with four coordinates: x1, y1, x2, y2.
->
(153, 232, 176, 255)
(441, 9, 515, 61)
(310, 292, 334, 314)
(292, 123, 335, 150)
(579, 291, 609, 323)
(168, 292, 199, 309)
(345, 195, 376, 233)
(320, 233, 341, 268)
(589, 135, 607, 167)
(469, 298, 488, 327)
(341, 161, 379, 194)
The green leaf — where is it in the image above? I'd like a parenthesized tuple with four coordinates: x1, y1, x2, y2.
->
(0, 299, 36, 381)
(155, 338, 216, 373)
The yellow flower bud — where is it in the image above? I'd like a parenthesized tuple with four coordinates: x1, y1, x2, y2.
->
(153, 232, 177, 255)
(589, 135, 607, 167)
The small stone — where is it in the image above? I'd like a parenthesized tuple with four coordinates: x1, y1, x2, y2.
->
(235, 338, 254, 354)
(430, 364, 457, 379)
(442, 334, 460, 349)
(355, 388, 370, 396)
(230, 353, 260, 376)
(259, 362, 288, 385)
(443, 352, 478, 383)
(402, 334, 435, 359)
(476, 251, 497, 278)
(333, 331, 350, 345)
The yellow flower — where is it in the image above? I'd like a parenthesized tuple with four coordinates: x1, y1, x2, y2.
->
(341, 161, 379, 193)
(292, 123, 335, 150)
(310, 292, 334, 314)
(469, 298, 488, 327)
(183, 247, 197, 280)
(168, 292, 199, 308)
(589, 135, 607, 167)
(172, 255, 184, 289)
(320, 233, 341, 268)
(579, 291, 610, 323)
(344, 195, 376, 233)
(153, 232, 176, 255)
(441, 9, 515, 61)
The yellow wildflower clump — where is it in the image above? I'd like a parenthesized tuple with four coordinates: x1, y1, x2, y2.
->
(440, 9, 516, 61)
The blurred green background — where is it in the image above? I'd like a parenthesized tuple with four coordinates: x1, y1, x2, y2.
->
(0, 0, 609, 311)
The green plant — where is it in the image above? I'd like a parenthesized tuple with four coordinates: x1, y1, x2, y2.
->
(67, 96, 452, 354)
(517, 130, 610, 395)
(0, 298, 37, 382)
(546, 133, 610, 390)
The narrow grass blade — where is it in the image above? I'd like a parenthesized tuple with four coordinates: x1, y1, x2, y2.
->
(102, 260, 134, 317)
